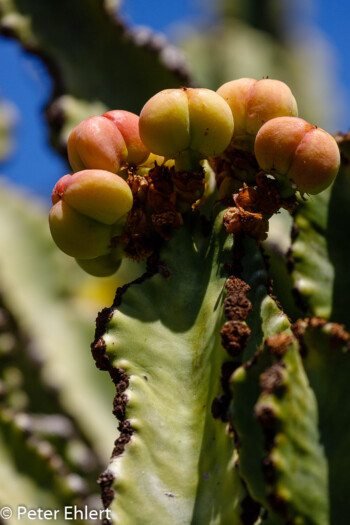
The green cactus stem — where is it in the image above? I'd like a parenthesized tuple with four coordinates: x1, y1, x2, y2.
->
(293, 318, 350, 524)
(230, 245, 329, 525)
(91, 209, 256, 525)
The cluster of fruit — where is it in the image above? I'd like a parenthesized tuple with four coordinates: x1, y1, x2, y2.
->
(49, 78, 340, 276)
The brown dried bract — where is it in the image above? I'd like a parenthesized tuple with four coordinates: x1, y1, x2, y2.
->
(213, 274, 252, 424)
(265, 333, 294, 358)
(125, 237, 155, 262)
(224, 276, 252, 321)
(151, 209, 183, 240)
(290, 318, 307, 340)
(97, 470, 115, 509)
(221, 320, 251, 356)
(308, 317, 328, 329)
(224, 205, 269, 241)
(254, 402, 277, 430)
(255, 172, 297, 215)
(112, 420, 134, 457)
(147, 184, 177, 212)
(211, 145, 259, 192)
(255, 173, 282, 215)
(260, 362, 286, 395)
(329, 323, 350, 347)
(114, 206, 154, 261)
(224, 294, 252, 321)
(292, 317, 350, 351)
(127, 172, 150, 203)
(172, 167, 205, 206)
(220, 276, 252, 355)
(234, 183, 260, 211)
(225, 275, 251, 296)
(120, 163, 203, 260)
(147, 163, 174, 195)
(113, 392, 128, 420)
(222, 171, 298, 242)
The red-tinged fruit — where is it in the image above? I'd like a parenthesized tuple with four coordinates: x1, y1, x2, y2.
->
(103, 110, 149, 165)
(51, 174, 73, 205)
(67, 111, 149, 173)
(288, 127, 341, 194)
(255, 116, 340, 194)
(49, 200, 112, 259)
(216, 78, 257, 139)
(68, 116, 128, 173)
(139, 87, 234, 161)
(217, 78, 298, 146)
(52, 169, 133, 225)
(254, 117, 313, 175)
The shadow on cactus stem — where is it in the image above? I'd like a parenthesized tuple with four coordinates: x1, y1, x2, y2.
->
(327, 133, 350, 329)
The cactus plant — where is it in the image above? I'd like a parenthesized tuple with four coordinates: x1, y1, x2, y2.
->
(1, 1, 350, 525)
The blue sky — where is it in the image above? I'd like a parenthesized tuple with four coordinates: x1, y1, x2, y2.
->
(0, 0, 349, 200)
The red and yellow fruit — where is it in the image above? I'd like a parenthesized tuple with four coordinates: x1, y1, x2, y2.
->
(217, 78, 298, 148)
(49, 169, 133, 259)
(139, 87, 234, 164)
(254, 117, 340, 194)
(67, 110, 149, 173)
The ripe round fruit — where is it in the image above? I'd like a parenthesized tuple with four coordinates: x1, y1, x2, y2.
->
(68, 116, 128, 173)
(254, 116, 340, 194)
(67, 111, 149, 173)
(103, 110, 150, 165)
(52, 169, 133, 225)
(217, 78, 298, 144)
(139, 87, 234, 160)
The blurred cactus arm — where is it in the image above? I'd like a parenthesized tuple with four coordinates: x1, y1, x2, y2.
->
(0, 0, 190, 151)
(0, 96, 17, 161)
(231, 297, 329, 524)
(294, 319, 350, 523)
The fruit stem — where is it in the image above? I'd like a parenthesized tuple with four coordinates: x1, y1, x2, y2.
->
(273, 173, 297, 199)
(174, 150, 202, 173)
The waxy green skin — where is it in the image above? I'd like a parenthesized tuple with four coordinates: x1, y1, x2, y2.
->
(102, 211, 247, 525)
(216, 78, 298, 147)
(139, 87, 234, 164)
(49, 200, 112, 259)
(67, 111, 149, 174)
(75, 249, 122, 277)
(255, 117, 340, 194)
(97, 223, 333, 525)
(229, 238, 329, 524)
